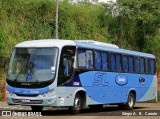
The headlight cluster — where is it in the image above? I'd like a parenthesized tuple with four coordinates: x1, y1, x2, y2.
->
(40, 89, 55, 97)
(6, 90, 15, 96)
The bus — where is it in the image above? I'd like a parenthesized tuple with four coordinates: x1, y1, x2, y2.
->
(6, 39, 157, 114)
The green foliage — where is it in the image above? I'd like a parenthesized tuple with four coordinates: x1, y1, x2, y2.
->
(107, 0, 160, 68)
(0, 0, 159, 68)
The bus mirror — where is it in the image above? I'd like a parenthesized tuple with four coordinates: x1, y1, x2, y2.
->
(0, 56, 5, 69)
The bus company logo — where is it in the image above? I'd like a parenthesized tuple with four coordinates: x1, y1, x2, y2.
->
(115, 75, 128, 86)
(30, 90, 39, 94)
(139, 77, 145, 85)
(93, 73, 109, 86)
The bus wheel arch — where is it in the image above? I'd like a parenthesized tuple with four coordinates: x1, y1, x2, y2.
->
(69, 90, 86, 114)
(118, 90, 136, 110)
(125, 90, 136, 110)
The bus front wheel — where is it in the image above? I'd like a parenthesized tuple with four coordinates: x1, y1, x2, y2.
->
(69, 94, 82, 114)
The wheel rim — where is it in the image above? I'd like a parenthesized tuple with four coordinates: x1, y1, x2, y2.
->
(128, 94, 134, 107)
(75, 97, 81, 111)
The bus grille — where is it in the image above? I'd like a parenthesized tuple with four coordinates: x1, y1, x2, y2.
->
(12, 99, 43, 104)
(16, 94, 38, 97)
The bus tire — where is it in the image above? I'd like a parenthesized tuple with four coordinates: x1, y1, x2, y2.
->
(69, 94, 82, 114)
(31, 106, 43, 112)
(89, 104, 103, 111)
(124, 92, 135, 110)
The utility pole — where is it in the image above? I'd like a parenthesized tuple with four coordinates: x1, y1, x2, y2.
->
(55, 0, 59, 39)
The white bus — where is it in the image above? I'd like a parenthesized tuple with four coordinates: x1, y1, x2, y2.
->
(6, 39, 157, 114)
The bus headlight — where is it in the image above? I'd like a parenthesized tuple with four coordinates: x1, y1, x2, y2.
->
(6, 90, 15, 96)
(40, 89, 55, 97)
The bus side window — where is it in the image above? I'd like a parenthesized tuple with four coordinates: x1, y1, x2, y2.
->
(110, 53, 116, 71)
(86, 50, 93, 69)
(116, 54, 122, 72)
(145, 58, 149, 73)
(63, 57, 73, 77)
(135, 57, 140, 73)
(123, 55, 129, 72)
(149, 59, 155, 74)
(95, 51, 102, 70)
(129, 56, 134, 72)
(140, 57, 145, 73)
(102, 52, 109, 71)
(78, 49, 86, 69)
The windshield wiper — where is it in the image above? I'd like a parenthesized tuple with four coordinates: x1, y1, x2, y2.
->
(14, 56, 29, 83)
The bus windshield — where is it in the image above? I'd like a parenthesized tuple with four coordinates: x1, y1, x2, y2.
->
(7, 48, 58, 83)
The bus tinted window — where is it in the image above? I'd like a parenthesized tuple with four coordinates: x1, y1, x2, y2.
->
(86, 50, 93, 69)
(140, 57, 145, 73)
(95, 51, 102, 70)
(102, 52, 109, 70)
(129, 56, 134, 72)
(110, 53, 116, 71)
(135, 57, 140, 73)
(149, 59, 155, 74)
(123, 55, 129, 72)
(78, 49, 86, 68)
(116, 54, 122, 72)
(145, 59, 149, 73)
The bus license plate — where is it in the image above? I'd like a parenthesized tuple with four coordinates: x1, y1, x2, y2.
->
(22, 99, 30, 102)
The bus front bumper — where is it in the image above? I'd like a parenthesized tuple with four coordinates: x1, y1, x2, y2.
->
(6, 93, 57, 106)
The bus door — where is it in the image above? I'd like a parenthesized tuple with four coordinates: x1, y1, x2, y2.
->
(56, 46, 76, 106)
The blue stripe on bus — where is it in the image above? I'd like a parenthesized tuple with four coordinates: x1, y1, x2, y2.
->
(6, 84, 50, 95)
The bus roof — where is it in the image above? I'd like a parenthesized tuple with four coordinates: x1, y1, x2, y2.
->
(15, 39, 155, 59)
(15, 39, 75, 48)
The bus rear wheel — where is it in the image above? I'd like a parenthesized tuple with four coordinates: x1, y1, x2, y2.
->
(69, 94, 82, 114)
(31, 106, 43, 112)
(118, 92, 135, 110)
(125, 92, 135, 110)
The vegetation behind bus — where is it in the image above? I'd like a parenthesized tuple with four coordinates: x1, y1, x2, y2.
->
(0, 0, 160, 101)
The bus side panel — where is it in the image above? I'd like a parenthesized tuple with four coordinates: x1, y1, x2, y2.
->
(78, 71, 155, 104)
(84, 87, 122, 104)
(139, 75, 157, 102)
(79, 71, 125, 104)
